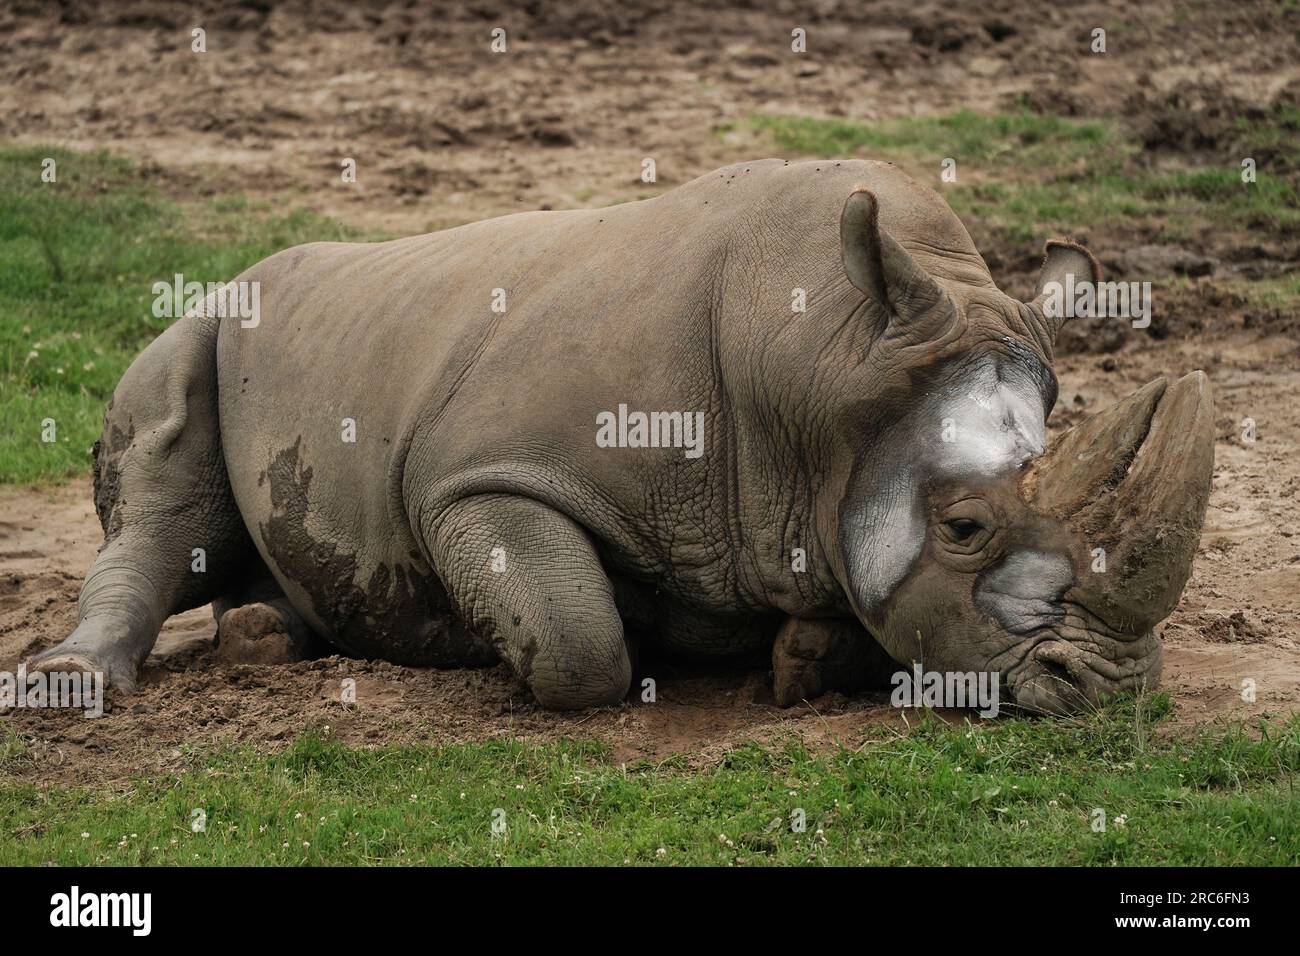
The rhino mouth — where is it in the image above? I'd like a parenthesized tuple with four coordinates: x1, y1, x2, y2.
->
(1000, 608, 1164, 715)
(1003, 370, 1215, 714)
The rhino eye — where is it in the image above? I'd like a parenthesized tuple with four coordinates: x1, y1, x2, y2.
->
(946, 518, 983, 541)
(937, 498, 997, 555)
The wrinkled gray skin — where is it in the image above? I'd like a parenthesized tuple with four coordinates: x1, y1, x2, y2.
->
(31, 159, 1214, 713)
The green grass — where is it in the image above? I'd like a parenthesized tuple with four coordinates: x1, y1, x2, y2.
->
(1246, 271, 1300, 310)
(0, 728, 25, 770)
(2, 701, 1297, 865)
(742, 108, 1300, 245)
(0, 145, 376, 484)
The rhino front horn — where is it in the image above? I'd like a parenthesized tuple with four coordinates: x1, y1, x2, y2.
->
(1027, 371, 1215, 634)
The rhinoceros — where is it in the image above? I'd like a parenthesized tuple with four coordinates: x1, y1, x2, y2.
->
(30, 158, 1214, 714)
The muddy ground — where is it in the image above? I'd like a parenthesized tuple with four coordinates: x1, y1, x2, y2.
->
(1, 0, 1298, 787)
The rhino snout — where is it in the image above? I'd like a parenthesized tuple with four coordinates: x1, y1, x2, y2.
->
(1006, 632, 1164, 715)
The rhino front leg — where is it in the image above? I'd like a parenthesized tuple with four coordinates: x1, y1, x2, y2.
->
(772, 617, 897, 707)
(424, 494, 631, 709)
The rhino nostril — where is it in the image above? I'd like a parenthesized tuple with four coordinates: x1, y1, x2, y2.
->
(1040, 658, 1075, 688)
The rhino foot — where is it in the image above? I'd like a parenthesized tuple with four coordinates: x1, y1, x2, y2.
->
(772, 632, 829, 707)
(215, 600, 314, 666)
(28, 618, 144, 693)
(772, 617, 896, 707)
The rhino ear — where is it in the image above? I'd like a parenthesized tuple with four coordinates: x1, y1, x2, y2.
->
(1031, 239, 1102, 337)
(840, 187, 949, 327)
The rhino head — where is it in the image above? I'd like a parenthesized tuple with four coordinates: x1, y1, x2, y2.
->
(822, 188, 1214, 714)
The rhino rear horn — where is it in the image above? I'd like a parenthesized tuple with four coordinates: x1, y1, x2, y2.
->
(840, 187, 950, 329)
(1030, 239, 1103, 340)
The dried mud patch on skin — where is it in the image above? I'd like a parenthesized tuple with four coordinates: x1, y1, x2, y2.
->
(257, 439, 489, 667)
(90, 420, 132, 542)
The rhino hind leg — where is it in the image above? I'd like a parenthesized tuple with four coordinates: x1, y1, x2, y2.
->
(215, 600, 317, 665)
(423, 494, 631, 709)
(212, 564, 320, 665)
(29, 313, 255, 691)
(771, 617, 897, 707)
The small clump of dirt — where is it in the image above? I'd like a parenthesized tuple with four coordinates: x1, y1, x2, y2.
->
(1195, 610, 1268, 644)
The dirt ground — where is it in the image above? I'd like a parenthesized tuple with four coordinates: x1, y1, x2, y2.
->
(1, 0, 1298, 786)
